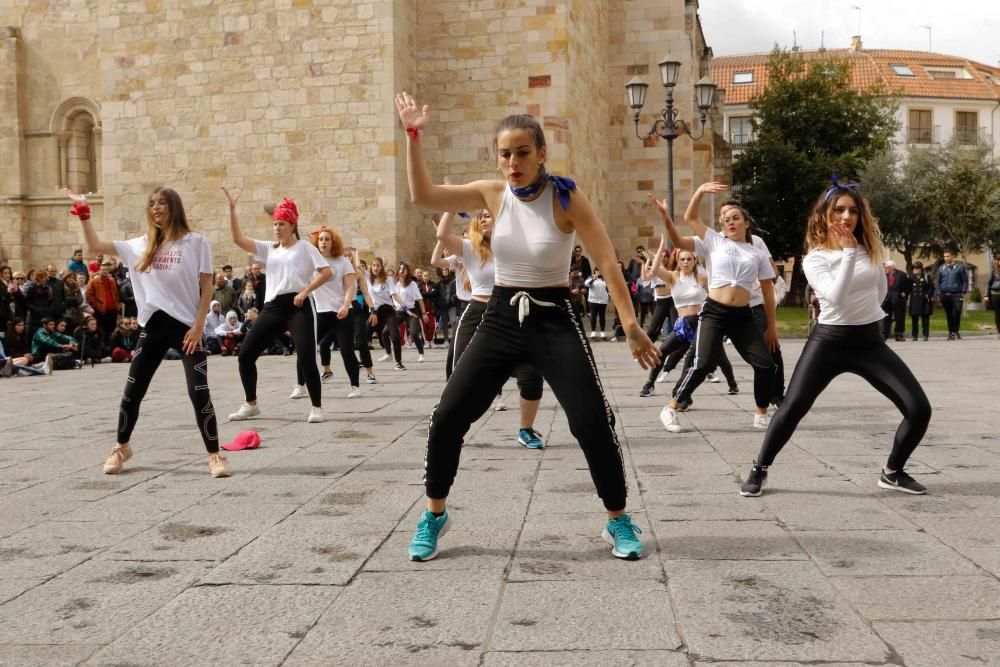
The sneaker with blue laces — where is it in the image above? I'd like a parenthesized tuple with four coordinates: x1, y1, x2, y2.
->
(407, 511, 451, 561)
(517, 428, 545, 450)
(602, 513, 643, 560)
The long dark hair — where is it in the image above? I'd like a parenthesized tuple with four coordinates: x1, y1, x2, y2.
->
(137, 187, 191, 272)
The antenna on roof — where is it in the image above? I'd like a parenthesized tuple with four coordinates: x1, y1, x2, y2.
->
(820, 31, 825, 50)
(793, 30, 797, 48)
(920, 25, 932, 52)
(850, 4, 862, 36)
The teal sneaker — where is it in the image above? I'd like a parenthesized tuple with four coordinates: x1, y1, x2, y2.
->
(602, 513, 643, 560)
(517, 428, 545, 450)
(408, 511, 450, 561)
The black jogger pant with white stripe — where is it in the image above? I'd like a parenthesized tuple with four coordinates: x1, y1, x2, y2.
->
(424, 287, 627, 510)
(118, 310, 219, 452)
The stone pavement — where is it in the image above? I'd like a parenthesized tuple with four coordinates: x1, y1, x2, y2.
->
(2, 335, 999, 666)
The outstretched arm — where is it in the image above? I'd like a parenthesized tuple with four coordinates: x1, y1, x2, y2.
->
(683, 181, 727, 239)
(648, 194, 695, 252)
(64, 190, 116, 256)
(222, 188, 257, 254)
(435, 209, 465, 258)
(430, 240, 450, 270)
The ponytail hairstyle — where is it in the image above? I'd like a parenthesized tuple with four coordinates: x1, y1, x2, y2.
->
(494, 114, 546, 153)
(136, 187, 191, 273)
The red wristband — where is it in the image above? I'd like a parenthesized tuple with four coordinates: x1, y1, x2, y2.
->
(70, 203, 91, 221)
(405, 127, 420, 141)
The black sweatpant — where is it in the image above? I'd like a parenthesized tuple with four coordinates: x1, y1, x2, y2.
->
(645, 314, 698, 385)
(351, 307, 374, 369)
(445, 302, 470, 379)
(589, 302, 607, 332)
(673, 334, 737, 394)
(755, 322, 931, 470)
(373, 304, 401, 363)
(118, 310, 218, 452)
(638, 300, 654, 328)
(405, 311, 425, 355)
(939, 294, 963, 334)
(306, 311, 360, 387)
(645, 297, 675, 343)
(239, 293, 321, 407)
(453, 299, 544, 401)
(751, 304, 785, 401)
(911, 314, 930, 340)
(425, 287, 626, 510)
(674, 298, 774, 409)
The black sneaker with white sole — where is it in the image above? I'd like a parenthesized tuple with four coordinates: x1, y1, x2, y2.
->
(878, 469, 926, 495)
(740, 461, 768, 497)
(639, 382, 655, 398)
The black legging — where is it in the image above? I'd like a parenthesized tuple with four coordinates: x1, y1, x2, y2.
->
(755, 322, 931, 470)
(352, 307, 374, 370)
(644, 314, 698, 385)
(373, 304, 402, 363)
(645, 297, 675, 343)
(404, 311, 425, 354)
(589, 303, 607, 332)
(674, 298, 773, 408)
(118, 310, 218, 452)
(306, 311, 360, 387)
(239, 293, 321, 407)
(751, 304, 785, 401)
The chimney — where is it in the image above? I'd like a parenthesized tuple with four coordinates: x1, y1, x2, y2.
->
(850, 35, 863, 51)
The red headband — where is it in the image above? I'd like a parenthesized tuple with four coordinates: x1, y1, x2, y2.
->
(273, 197, 299, 224)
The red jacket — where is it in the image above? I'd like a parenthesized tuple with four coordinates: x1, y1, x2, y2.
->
(86, 276, 120, 314)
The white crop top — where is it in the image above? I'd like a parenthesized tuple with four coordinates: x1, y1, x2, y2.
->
(670, 273, 708, 309)
(367, 277, 397, 309)
(460, 239, 495, 297)
(748, 234, 774, 308)
(447, 256, 473, 301)
(652, 276, 671, 298)
(803, 247, 887, 326)
(694, 228, 774, 294)
(492, 183, 576, 287)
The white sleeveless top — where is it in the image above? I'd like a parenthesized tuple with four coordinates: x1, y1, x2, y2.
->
(461, 239, 495, 297)
(492, 183, 576, 287)
(671, 272, 708, 308)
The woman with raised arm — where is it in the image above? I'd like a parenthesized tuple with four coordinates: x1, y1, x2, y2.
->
(638, 239, 709, 398)
(740, 180, 932, 497)
(430, 238, 469, 379)
(223, 189, 332, 423)
(394, 91, 659, 562)
(65, 188, 227, 478)
(653, 183, 778, 433)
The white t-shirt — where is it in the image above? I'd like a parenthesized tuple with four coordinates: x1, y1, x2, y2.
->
(803, 247, 887, 326)
(694, 229, 774, 295)
(312, 256, 355, 313)
(367, 277, 397, 309)
(395, 281, 423, 311)
(748, 234, 774, 308)
(460, 240, 495, 297)
(113, 232, 213, 328)
(448, 256, 473, 302)
(252, 239, 328, 304)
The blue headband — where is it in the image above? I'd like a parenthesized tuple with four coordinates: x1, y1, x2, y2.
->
(822, 173, 861, 202)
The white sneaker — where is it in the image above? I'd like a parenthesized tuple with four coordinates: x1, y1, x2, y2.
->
(100, 356, 112, 363)
(307, 407, 325, 423)
(378, 354, 391, 362)
(656, 371, 668, 383)
(44, 354, 55, 376)
(418, 354, 424, 362)
(707, 372, 720, 383)
(589, 331, 596, 339)
(347, 386, 362, 398)
(493, 397, 507, 411)
(610, 337, 618, 342)
(660, 407, 682, 433)
(753, 413, 771, 429)
(599, 331, 606, 340)
(228, 402, 260, 421)
(289, 385, 308, 399)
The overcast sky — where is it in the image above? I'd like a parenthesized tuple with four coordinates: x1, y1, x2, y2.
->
(699, 0, 1000, 68)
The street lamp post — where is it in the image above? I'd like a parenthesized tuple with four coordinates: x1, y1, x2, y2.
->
(625, 58, 717, 219)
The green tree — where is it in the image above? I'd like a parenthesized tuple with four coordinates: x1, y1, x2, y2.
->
(733, 48, 899, 295)
(859, 149, 933, 271)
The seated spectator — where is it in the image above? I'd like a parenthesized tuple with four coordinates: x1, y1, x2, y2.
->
(215, 310, 243, 356)
(55, 318, 71, 335)
(110, 316, 140, 362)
(0, 336, 48, 376)
(31, 317, 78, 370)
(241, 307, 258, 335)
(76, 315, 111, 364)
(203, 300, 225, 354)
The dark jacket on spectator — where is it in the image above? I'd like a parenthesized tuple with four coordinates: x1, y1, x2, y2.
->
(436, 277, 457, 310)
(25, 281, 59, 328)
(76, 326, 110, 362)
(418, 279, 439, 315)
(908, 273, 934, 317)
(936, 261, 969, 295)
(5, 323, 31, 359)
(110, 328, 138, 353)
(882, 269, 910, 308)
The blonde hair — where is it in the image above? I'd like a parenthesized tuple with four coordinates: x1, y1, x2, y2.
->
(805, 187, 884, 260)
(137, 187, 191, 272)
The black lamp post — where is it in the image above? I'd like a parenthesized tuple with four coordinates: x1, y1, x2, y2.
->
(626, 57, 717, 219)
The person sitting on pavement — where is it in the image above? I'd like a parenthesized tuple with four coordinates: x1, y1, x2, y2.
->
(31, 316, 78, 370)
(0, 337, 49, 376)
(76, 315, 112, 364)
(215, 310, 243, 356)
(110, 316, 140, 362)
(203, 299, 225, 354)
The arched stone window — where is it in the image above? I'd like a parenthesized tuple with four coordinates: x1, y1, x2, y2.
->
(50, 97, 102, 193)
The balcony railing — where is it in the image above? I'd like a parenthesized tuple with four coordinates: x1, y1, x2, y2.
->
(907, 125, 939, 144)
(954, 126, 988, 145)
(728, 133, 755, 150)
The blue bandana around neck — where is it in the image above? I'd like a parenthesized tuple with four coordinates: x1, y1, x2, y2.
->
(510, 170, 577, 211)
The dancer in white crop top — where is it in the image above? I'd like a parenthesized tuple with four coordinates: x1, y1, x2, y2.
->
(395, 91, 658, 563)
(740, 179, 931, 498)
(653, 183, 778, 433)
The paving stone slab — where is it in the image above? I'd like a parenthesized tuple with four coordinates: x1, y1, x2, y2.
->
(795, 529, 980, 576)
(484, 649, 690, 666)
(284, 572, 499, 665)
(759, 486, 914, 531)
(0, 643, 101, 666)
(490, 579, 681, 651)
(831, 575, 1000, 620)
(666, 560, 889, 663)
(655, 520, 807, 561)
(873, 620, 1000, 667)
(87, 584, 334, 665)
(646, 491, 778, 522)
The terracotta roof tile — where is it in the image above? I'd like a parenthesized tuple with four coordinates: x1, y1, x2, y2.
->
(710, 48, 1000, 105)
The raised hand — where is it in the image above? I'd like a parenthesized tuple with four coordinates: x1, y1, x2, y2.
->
(647, 192, 669, 217)
(697, 181, 728, 195)
(831, 222, 858, 249)
(394, 92, 429, 131)
(63, 188, 88, 206)
(221, 187, 240, 209)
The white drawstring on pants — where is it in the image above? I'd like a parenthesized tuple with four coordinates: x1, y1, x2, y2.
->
(509, 291, 558, 325)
